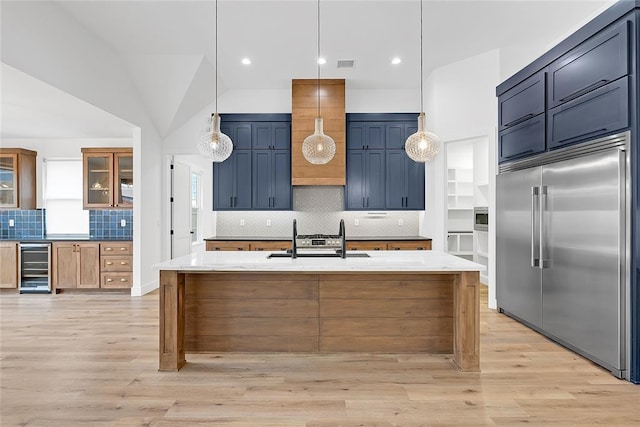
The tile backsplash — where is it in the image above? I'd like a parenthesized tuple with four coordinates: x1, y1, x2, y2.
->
(0, 209, 45, 239)
(216, 186, 421, 237)
(90, 210, 133, 240)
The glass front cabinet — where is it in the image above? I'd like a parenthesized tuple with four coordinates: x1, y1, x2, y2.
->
(81, 148, 133, 209)
(0, 148, 37, 209)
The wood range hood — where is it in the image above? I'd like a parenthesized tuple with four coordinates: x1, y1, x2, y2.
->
(291, 79, 346, 186)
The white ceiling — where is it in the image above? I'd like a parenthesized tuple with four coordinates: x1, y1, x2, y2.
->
(1, 0, 615, 139)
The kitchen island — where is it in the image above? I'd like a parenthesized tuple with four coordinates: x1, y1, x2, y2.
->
(155, 250, 483, 373)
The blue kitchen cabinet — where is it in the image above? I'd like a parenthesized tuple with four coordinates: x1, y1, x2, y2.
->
(386, 122, 417, 149)
(499, 114, 546, 162)
(347, 123, 385, 149)
(386, 150, 425, 210)
(252, 149, 291, 210)
(498, 71, 545, 131)
(220, 122, 252, 150)
(252, 122, 290, 150)
(346, 150, 385, 210)
(213, 150, 252, 210)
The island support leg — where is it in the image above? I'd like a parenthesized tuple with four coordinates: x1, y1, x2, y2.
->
(452, 271, 480, 372)
(159, 270, 186, 371)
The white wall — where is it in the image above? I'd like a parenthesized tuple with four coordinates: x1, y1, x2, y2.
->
(422, 49, 500, 308)
(2, 1, 162, 296)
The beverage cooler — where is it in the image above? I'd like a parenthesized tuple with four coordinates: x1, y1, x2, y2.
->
(18, 243, 51, 293)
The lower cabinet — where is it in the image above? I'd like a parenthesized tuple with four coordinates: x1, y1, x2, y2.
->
(206, 241, 251, 251)
(52, 242, 100, 289)
(0, 242, 18, 288)
(206, 240, 432, 252)
(52, 241, 132, 290)
(100, 242, 132, 289)
(348, 240, 432, 251)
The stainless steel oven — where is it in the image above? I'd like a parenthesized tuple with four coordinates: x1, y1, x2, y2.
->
(19, 243, 51, 293)
(474, 207, 488, 231)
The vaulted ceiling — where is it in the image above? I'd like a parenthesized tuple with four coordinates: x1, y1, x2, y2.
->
(1, 0, 615, 139)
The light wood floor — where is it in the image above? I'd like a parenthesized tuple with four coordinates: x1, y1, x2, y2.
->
(1, 287, 638, 426)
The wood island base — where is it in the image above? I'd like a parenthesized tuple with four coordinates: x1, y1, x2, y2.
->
(159, 270, 480, 373)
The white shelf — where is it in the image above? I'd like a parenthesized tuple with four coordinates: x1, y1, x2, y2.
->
(476, 251, 488, 258)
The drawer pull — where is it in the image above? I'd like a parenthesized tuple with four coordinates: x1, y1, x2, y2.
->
(559, 79, 608, 102)
(106, 261, 113, 265)
(120, 247, 127, 251)
(105, 247, 113, 251)
(120, 278, 128, 282)
(120, 261, 128, 265)
(106, 279, 113, 282)
(503, 113, 535, 128)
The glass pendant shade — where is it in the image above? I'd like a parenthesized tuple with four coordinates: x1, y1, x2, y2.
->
(198, 113, 233, 162)
(302, 117, 336, 165)
(405, 113, 440, 162)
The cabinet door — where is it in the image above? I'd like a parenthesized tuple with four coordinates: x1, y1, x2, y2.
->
(365, 123, 385, 149)
(213, 154, 235, 210)
(233, 123, 252, 150)
(346, 151, 366, 209)
(114, 153, 133, 208)
(233, 151, 252, 209)
(252, 150, 272, 209)
(388, 241, 431, 250)
(548, 21, 629, 108)
(52, 243, 78, 289)
(386, 150, 406, 209)
(84, 153, 114, 208)
(77, 243, 100, 288)
(405, 157, 425, 210)
(547, 77, 628, 150)
(252, 123, 272, 149)
(498, 114, 545, 163)
(0, 154, 18, 208)
(347, 123, 365, 150)
(346, 241, 386, 251)
(385, 124, 406, 149)
(272, 123, 290, 150)
(499, 71, 545, 130)
(272, 150, 291, 210)
(206, 241, 251, 251)
(0, 242, 17, 288)
(364, 150, 385, 209)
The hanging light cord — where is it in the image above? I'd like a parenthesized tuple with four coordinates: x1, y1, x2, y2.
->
(215, 0, 218, 114)
(420, 0, 423, 113)
(317, 0, 321, 118)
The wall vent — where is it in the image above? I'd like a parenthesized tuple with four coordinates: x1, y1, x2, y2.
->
(337, 60, 355, 68)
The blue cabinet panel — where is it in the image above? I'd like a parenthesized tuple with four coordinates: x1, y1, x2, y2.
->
(346, 151, 366, 209)
(406, 158, 425, 210)
(252, 150, 272, 209)
(386, 124, 405, 150)
(499, 114, 545, 163)
(234, 124, 252, 150)
(548, 21, 629, 108)
(345, 150, 385, 210)
(347, 123, 365, 150)
(272, 150, 292, 209)
(366, 150, 385, 209)
(234, 151, 252, 209)
(499, 71, 545, 130)
(366, 124, 385, 149)
(251, 149, 291, 210)
(251, 122, 291, 150)
(273, 123, 291, 150)
(213, 150, 252, 210)
(386, 151, 405, 209)
(547, 77, 629, 150)
(252, 124, 272, 150)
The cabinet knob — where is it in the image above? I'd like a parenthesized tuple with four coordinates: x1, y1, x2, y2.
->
(120, 261, 128, 265)
(120, 278, 128, 282)
(106, 261, 113, 265)
(105, 247, 113, 251)
(120, 247, 127, 251)
(106, 278, 113, 282)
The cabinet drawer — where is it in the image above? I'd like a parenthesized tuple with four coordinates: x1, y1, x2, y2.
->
(101, 242, 132, 255)
(388, 241, 432, 251)
(346, 242, 386, 251)
(548, 21, 629, 109)
(101, 256, 132, 272)
(251, 241, 291, 251)
(499, 71, 545, 130)
(547, 77, 628, 150)
(101, 273, 132, 289)
(498, 114, 545, 163)
(205, 241, 251, 251)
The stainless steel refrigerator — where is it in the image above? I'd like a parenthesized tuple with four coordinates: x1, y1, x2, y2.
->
(497, 132, 630, 379)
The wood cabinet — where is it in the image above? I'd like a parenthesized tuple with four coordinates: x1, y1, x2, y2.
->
(387, 241, 432, 250)
(81, 148, 133, 209)
(52, 242, 100, 290)
(251, 241, 291, 251)
(206, 239, 430, 252)
(100, 242, 132, 289)
(206, 241, 251, 251)
(0, 148, 37, 209)
(0, 242, 18, 288)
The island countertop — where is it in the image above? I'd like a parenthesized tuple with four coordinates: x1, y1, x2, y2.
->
(154, 250, 484, 273)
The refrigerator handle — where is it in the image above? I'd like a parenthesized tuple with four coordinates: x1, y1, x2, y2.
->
(539, 185, 550, 269)
(531, 186, 540, 267)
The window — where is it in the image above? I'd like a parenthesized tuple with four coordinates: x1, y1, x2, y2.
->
(43, 159, 89, 236)
(191, 172, 201, 243)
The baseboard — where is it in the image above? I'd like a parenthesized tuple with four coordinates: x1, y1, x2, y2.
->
(131, 279, 159, 297)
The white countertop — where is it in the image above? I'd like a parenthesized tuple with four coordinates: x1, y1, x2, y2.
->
(154, 250, 485, 273)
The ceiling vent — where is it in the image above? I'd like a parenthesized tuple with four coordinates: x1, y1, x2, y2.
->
(337, 60, 355, 69)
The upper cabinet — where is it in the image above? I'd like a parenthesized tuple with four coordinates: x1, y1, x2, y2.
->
(81, 148, 133, 209)
(0, 148, 37, 210)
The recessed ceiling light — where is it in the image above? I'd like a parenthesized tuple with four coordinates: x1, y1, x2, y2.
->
(317, 57, 327, 65)
(241, 58, 251, 65)
(391, 57, 402, 65)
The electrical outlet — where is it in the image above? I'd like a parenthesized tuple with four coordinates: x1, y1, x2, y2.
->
(120, 219, 126, 227)
(266, 219, 271, 227)
(398, 219, 403, 226)
(240, 219, 245, 227)
(354, 219, 360, 226)
(9, 219, 15, 227)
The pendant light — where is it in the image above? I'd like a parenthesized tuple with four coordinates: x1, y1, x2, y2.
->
(405, 0, 440, 162)
(302, 0, 336, 165)
(198, 0, 233, 162)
